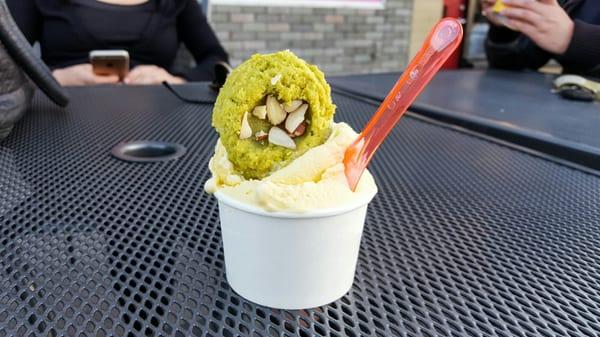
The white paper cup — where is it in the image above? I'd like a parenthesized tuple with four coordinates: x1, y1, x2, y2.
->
(214, 190, 376, 310)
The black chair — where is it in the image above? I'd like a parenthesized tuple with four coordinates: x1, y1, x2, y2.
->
(0, 0, 68, 140)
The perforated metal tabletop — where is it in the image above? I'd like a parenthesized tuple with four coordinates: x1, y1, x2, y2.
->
(1, 84, 600, 337)
(330, 70, 600, 169)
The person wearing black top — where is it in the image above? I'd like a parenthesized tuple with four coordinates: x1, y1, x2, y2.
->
(481, 0, 600, 77)
(7, 0, 229, 85)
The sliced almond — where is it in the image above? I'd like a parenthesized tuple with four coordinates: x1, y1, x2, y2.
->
(252, 105, 267, 120)
(268, 127, 296, 149)
(255, 130, 268, 141)
(284, 103, 308, 133)
(290, 122, 307, 138)
(239, 111, 252, 139)
(283, 100, 303, 113)
(271, 74, 282, 85)
(266, 95, 287, 125)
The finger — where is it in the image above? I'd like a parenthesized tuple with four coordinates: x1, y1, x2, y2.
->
(125, 66, 154, 84)
(505, 17, 538, 35)
(126, 73, 146, 85)
(502, 0, 533, 6)
(123, 73, 134, 84)
(124, 70, 143, 84)
(124, 67, 141, 80)
(137, 75, 159, 85)
(93, 75, 120, 84)
(502, 0, 544, 11)
(482, 8, 502, 20)
(502, 7, 544, 26)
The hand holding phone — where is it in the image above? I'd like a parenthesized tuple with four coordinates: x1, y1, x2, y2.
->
(90, 50, 129, 81)
(52, 64, 120, 86)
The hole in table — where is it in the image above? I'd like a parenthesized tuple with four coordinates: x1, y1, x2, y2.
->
(111, 141, 186, 162)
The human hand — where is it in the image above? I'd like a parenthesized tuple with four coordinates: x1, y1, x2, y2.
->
(501, 0, 574, 54)
(124, 65, 186, 85)
(481, 0, 505, 26)
(52, 64, 120, 86)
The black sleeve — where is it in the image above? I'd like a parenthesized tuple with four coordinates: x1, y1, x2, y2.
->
(484, 24, 552, 71)
(176, 0, 229, 82)
(6, 0, 41, 44)
(557, 20, 600, 76)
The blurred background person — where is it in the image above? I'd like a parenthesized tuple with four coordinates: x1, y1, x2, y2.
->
(7, 0, 228, 86)
(482, 0, 600, 77)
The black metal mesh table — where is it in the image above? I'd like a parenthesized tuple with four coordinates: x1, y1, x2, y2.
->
(328, 72, 398, 103)
(330, 70, 600, 169)
(1, 84, 600, 337)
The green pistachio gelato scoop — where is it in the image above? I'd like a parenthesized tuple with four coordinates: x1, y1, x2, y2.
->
(212, 50, 336, 179)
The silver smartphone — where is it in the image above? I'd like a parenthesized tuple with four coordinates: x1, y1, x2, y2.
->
(90, 50, 129, 80)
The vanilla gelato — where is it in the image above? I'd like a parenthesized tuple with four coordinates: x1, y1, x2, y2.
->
(205, 122, 378, 212)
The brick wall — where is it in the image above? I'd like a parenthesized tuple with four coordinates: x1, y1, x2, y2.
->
(208, 1, 413, 75)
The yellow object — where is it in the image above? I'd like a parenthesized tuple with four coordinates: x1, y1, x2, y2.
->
(204, 123, 378, 212)
(491, 0, 515, 30)
(212, 50, 336, 179)
(492, 0, 506, 13)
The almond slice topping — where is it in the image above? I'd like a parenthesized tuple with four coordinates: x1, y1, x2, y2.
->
(239, 111, 252, 139)
(252, 105, 267, 120)
(271, 74, 282, 85)
(290, 122, 307, 138)
(255, 130, 268, 141)
(268, 127, 296, 149)
(285, 103, 308, 133)
(266, 95, 287, 125)
(283, 100, 303, 113)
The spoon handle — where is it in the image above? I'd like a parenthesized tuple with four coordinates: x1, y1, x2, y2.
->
(344, 18, 463, 190)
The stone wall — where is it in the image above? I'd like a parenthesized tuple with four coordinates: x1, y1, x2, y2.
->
(208, 0, 413, 75)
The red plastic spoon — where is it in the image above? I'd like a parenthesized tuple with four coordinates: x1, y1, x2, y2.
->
(344, 18, 463, 190)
